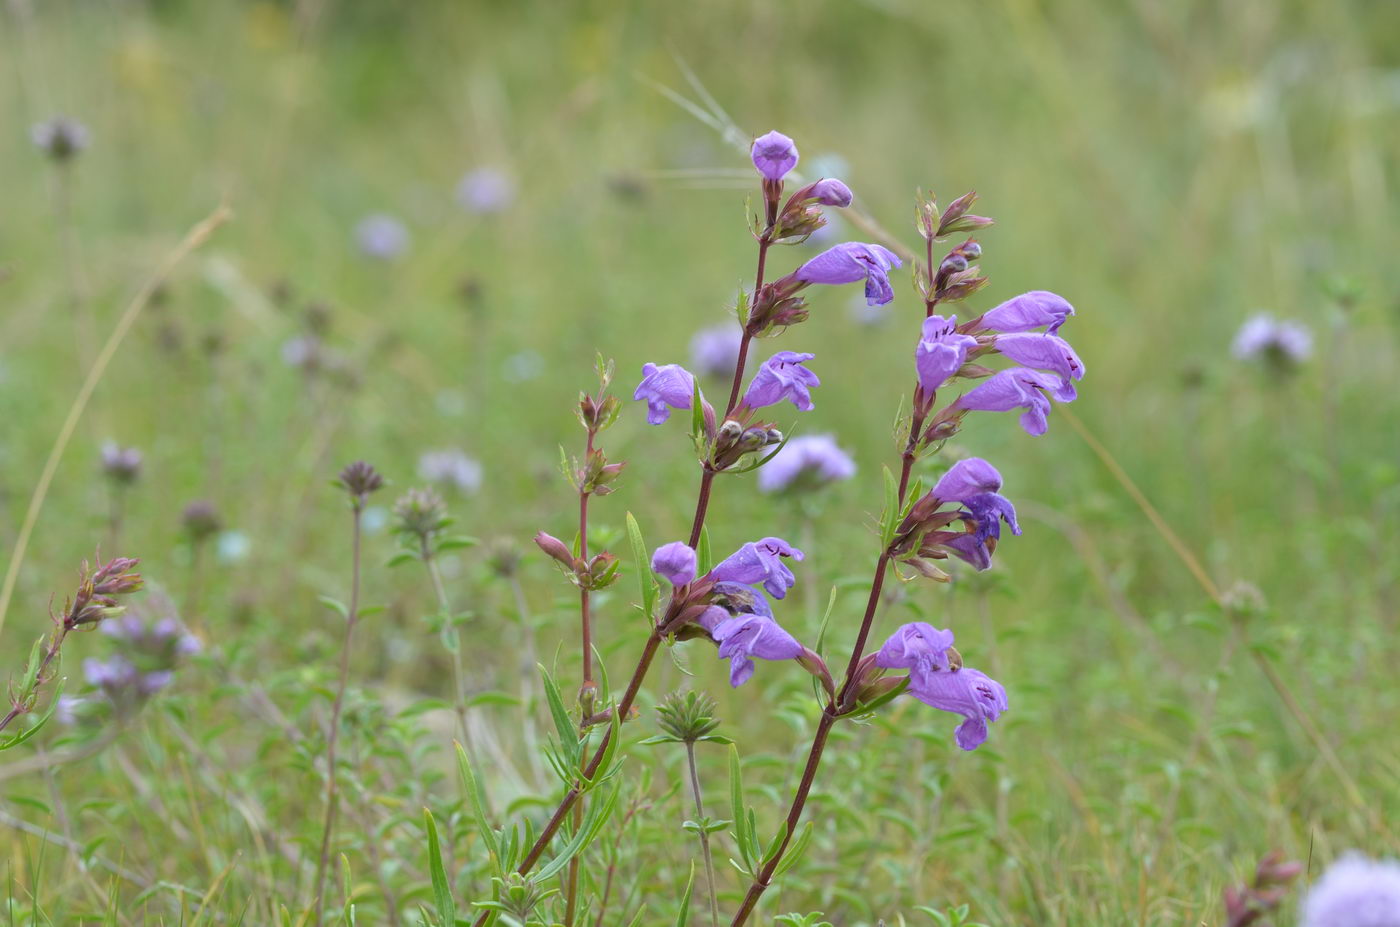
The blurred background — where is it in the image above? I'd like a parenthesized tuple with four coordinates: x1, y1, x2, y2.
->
(2, 1, 1398, 924)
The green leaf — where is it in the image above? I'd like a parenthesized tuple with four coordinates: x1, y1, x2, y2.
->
(454, 743, 499, 866)
(625, 512, 658, 620)
(385, 551, 419, 568)
(759, 822, 789, 868)
(437, 536, 479, 552)
(317, 595, 349, 619)
(673, 862, 696, 927)
(696, 526, 712, 576)
(728, 744, 754, 869)
(423, 809, 456, 925)
(772, 821, 815, 877)
(879, 466, 899, 547)
(0, 679, 64, 751)
(539, 666, 578, 755)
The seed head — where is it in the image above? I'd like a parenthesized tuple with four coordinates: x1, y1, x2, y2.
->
(181, 500, 222, 542)
(337, 461, 385, 505)
(393, 488, 448, 544)
(655, 690, 722, 743)
(31, 117, 89, 162)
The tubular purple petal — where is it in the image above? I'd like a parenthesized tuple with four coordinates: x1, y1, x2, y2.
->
(633, 362, 698, 425)
(751, 130, 799, 181)
(980, 291, 1075, 334)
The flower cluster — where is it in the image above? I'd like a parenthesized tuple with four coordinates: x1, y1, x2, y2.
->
(1232, 313, 1312, 369)
(889, 457, 1021, 578)
(1300, 854, 1400, 927)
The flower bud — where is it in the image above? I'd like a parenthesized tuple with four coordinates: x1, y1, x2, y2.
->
(533, 531, 576, 569)
(336, 461, 385, 504)
(750, 130, 799, 182)
(939, 254, 969, 276)
(181, 500, 222, 542)
(960, 241, 982, 260)
(655, 690, 722, 743)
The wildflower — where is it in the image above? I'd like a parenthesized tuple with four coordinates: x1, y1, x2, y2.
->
(393, 488, 448, 544)
(953, 367, 1069, 437)
(757, 434, 856, 493)
(994, 332, 1085, 400)
(337, 461, 385, 503)
(1232, 313, 1313, 366)
(916, 315, 980, 393)
(1300, 854, 1400, 927)
(633, 362, 698, 425)
(281, 335, 324, 373)
(354, 214, 409, 260)
(805, 178, 853, 207)
(910, 665, 1008, 750)
(710, 537, 804, 599)
(651, 542, 698, 587)
(418, 449, 482, 493)
(100, 442, 142, 484)
(456, 167, 516, 214)
(795, 242, 904, 306)
(711, 613, 803, 687)
(979, 290, 1075, 334)
(742, 352, 821, 412)
(31, 116, 89, 161)
(874, 621, 954, 687)
(930, 457, 1004, 502)
(181, 500, 222, 542)
(750, 130, 799, 181)
(690, 323, 744, 378)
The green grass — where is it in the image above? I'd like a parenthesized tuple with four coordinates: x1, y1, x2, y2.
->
(2, 0, 1398, 924)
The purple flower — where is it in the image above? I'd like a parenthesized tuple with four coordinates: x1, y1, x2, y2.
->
(418, 449, 483, 493)
(908, 665, 1008, 750)
(354, 214, 409, 260)
(711, 613, 803, 687)
(757, 434, 856, 493)
(931, 458, 1003, 502)
(807, 178, 852, 207)
(31, 116, 89, 161)
(942, 533, 993, 571)
(751, 130, 799, 181)
(1301, 854, 1400, 927)
(980, 291, 1075, 335)
(796, 242, 903, 306)
(875, 622, 954, 688)
(743, 352, 821, 412)
(916, 315, 980, 393)
(962, 492, 1020, 543)
(633, 362, 698, 425)
(651, 542, 697, 586)
(710, 537, 804, 599)
(954, 367, 1068, 436)
(994, 333, 1084, 400)
(456, 168, 515, 214)
(689, 323, 744, 378)
(1232, 313, 1313, 364)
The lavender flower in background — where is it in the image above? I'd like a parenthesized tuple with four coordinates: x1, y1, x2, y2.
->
(1232, 313, 1313, 367)
(742, 352, 821, 412)
(796, 242, 903, 306)
(100, 442, 142, 484)
(85, 603, 201, 714)
(31, 116, 89, 161)
(281, 335, 324, 372)
(710, 537, 804, 599)
(979, 290, 1075, 334)
(916, 315, 980, 394)
(418, 449, 483, 493)
(456, 167, 516, 214)
(750, 130, 799, 181)
(1300, 854, 1400, 927)
(711, 613, 803, 687)
(651, 542, 698, 586)
(690, 323, 744, 378)
(503, 349, 545, 383)
(757, 434, 856, 493)
(633, 362, 698, 425)
(354, 214, 409, 261)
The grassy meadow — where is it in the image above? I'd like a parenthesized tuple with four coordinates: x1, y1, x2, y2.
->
(2, 1, 1398, 924)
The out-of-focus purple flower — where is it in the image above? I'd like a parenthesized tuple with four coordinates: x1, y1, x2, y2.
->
(796, 242, 903, 306)
(1300, 853, 1400, 927)
(633, 362, 698, 425)
(931, 458, 1003, 502)
(751, 130, 798, 181)
(84, 655, 137, 688)
(651, 542, 697, 586)
(456, 168, 516, 214)
(54, 695, 85, 726)
(711, 613, 803, 687)
(954, 367, 1068, 437)
(757, 434, 856, 492)
(100, 442, 142, 484)
(418, 449, 483, 493)
(354, 214, 409, 260)
(875, 622, 954, 688)
(31, 117, 89, 161)
(807, 178, 852, 207)
(995, 333, 1084, 400)
(281, 335, 324, 372)
(742, 352, 820, 412)
(980, 291, 1075, 335)
(908, 665, 1008, 750)
(710, 537, 804, 599)
(1232, 314, 1313, 365)
(916, 315, 980, 393)
(689, 323, 744, 378)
